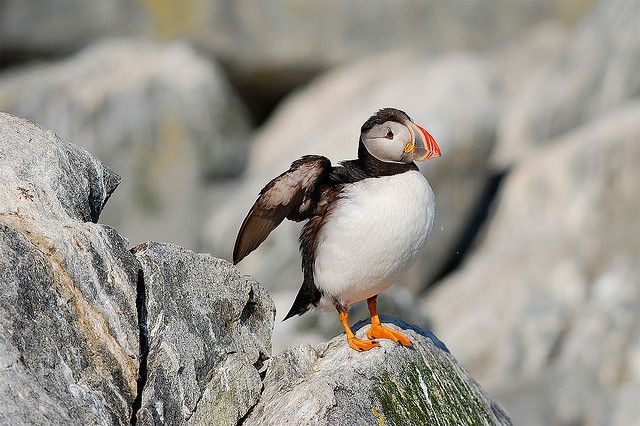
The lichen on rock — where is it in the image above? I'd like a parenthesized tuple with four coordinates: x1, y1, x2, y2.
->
(244, 319, 510, 426)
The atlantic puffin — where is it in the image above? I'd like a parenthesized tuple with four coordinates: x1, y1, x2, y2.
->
(234, 108, 441, 351)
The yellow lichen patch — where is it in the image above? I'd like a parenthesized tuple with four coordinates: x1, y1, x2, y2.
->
(140, 0, 209, 39)
(371, 406, 385, 426)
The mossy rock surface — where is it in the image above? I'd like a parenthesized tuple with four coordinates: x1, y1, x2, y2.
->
(244, 317, 511, 426)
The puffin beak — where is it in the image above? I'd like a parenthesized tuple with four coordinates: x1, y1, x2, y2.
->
(410, 123, 441, 161)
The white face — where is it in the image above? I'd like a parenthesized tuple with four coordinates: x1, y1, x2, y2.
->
(361, 121, 414, 163)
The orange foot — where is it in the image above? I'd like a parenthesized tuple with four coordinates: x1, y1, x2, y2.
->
(347, 336, 380, 351)
(367, 324, 413, 347)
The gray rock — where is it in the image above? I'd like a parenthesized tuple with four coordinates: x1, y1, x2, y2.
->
(0, 1, 148, 60)
(0, 112, 140, 424)
(423, 104, 640, 425)
(132, 242, 275, 426)
(495, 0, 640, 167)
(0, 113, 277, 425)
(245, 318, 511, 426)
(0, 39, 251, 249)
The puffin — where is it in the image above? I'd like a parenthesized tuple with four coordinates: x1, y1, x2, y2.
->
(233, 108, 441, 351)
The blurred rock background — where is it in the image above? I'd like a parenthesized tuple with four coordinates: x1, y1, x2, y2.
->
(1, 1, 638, 424)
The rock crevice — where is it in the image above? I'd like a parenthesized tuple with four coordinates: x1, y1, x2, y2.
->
(130, 269, 149, 425)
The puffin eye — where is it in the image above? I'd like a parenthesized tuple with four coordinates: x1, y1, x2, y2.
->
(385, 130, 394, 139)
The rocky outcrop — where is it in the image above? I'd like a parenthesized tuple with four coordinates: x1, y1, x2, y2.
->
(245, 318, 510, 426)
(0, 113, 272, 425)
(0, 39, 251, 249)
(0, 112, 140, 424)
(0, 113, 508, 424)
(132, 242, 274, 425)
(423, 104, 640, 425)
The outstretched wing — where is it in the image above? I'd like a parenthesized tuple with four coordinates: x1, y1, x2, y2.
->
(233, 155, 332, 264)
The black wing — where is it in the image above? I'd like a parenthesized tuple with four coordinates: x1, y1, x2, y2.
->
(233, 155, 332, 264)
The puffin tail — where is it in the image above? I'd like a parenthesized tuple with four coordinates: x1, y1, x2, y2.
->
(283, 301, 309, 321)
(283, 278, 321, 321)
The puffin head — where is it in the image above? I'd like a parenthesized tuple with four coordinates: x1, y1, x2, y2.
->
(359, 108, 441, 164)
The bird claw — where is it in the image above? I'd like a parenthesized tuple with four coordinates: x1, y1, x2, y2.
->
(367, 324, 413, 347)
(347, 336, 380, 351)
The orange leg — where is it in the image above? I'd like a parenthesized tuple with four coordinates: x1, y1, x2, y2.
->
(337, 305, 380, 351)
(366, 296, 413, 347)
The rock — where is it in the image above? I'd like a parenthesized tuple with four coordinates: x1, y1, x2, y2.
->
(495, 0, 640, 167)
(245, 318, 511, 425)
(0, 112, 140, 424)
(491, 21, 570, 100)
(490, 21, 571, 145)
(0, 1, 147, 62)
(422, 104, 640, 425)
(132, 242, 275, 425)
(0, 113, 275, 425)
(0, 39, 251, 249)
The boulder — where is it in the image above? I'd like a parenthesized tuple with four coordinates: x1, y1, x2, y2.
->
(0, 113, 274, 425)
(0, 1, 147, 62)
(423, 104, 640, 425)
(0, 39, 251, 249)
(495, 0, 640, 167)
(132, 242, 274, 425)
(0, 112, 140, 424)
(245, 318, 511, 425)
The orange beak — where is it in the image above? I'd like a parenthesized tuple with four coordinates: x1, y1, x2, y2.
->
(411, 123, 441, 161)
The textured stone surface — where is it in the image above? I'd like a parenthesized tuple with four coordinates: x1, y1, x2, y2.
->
(245, 318, 511, 426)
(423, 104, 640, 425)
(0, 39, 251, 249)
(132, 242, 275, 426)
(0, 112, 140, 424)
(495, 0, 640, 166)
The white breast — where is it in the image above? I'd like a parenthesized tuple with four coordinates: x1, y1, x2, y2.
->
(314, 170, 435, 307)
